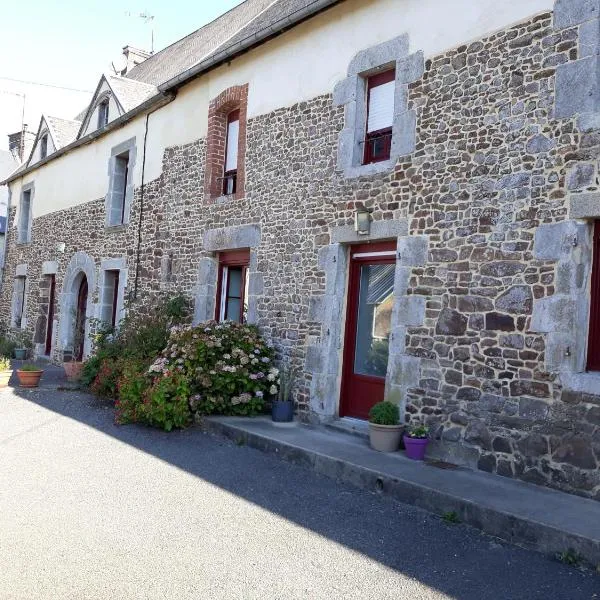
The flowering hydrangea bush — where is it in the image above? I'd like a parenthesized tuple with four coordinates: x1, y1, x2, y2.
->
(148, 320, 276, 417)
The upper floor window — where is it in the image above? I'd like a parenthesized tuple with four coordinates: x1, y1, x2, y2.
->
(223, 110, 240, 195)
(215, 250, 249, 323)
(40, 134, 48, 160)
(108, 151, 129, 226)
(98, 99, 109, 129)
(364, 70, 395, 165)
(18, 189, 32, 244)
(587, 219, 600, 371)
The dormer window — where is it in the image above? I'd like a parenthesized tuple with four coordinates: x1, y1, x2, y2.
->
(40, 134, 48, 160)
(98, 100, 109, 129)
(223, 110, 239, 195)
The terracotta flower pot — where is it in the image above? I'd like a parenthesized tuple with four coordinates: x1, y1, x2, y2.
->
(0, 370, 12, 388)
(369, 423, 404, 452)
(63, 361, 84, 382)
(16, 369, 43, 388)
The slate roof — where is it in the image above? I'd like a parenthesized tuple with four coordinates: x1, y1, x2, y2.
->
(46, 116, 81, 149)
(126, 0, 277, 86)
(106, 75, 158, 112)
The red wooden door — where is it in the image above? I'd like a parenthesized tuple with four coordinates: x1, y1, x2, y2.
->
(588, 220, 600, 371)
(45, 275, 56, 355)
(340, 242, 397, 420)
(74, 277, 88, 361)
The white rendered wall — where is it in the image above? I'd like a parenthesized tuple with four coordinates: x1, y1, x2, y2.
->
(12, 0, 554, 217)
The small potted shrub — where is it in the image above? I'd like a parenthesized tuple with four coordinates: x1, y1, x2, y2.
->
(12, 330, 32, 361)
(368, 401, 403, 452)
(271, 364, 296, 423)
(0, 356, 12, 388)
(16, 364, 44, 388)
(404, 424, 430, 461)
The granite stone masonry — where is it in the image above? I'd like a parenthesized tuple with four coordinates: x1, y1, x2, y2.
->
(2, 5, 600, 500)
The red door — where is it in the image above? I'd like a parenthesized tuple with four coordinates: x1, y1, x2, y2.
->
(340, 242, 397, 420)
(45, 275, 56, 355)
(74, 277, 88, 361)
(588, 220, 600, 371)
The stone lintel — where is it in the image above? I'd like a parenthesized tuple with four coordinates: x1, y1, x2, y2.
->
(570, 192, 600, 218)
(203, 224, 261, 252)
(330, 219, 408, 244)
(41, 261, 58, 275)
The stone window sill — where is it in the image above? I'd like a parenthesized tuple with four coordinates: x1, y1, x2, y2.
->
(105, 224, 128, 233)
(560, 371, 600, 396)
(340, 159, 395, 180)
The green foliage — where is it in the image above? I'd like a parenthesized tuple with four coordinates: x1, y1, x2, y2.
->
(151, 320, 276, 418)
(19, 364, 42, 372)
(115, 360, 151, 425)
(558, 549, 582, 566)
(442, 511, 460, 524)
(369, 401, 400, 425)
(277, 363, 298, 402)
(0, 356, 11, 371)
(140, 372, 191, 431)
(90, 358, 121, 399)
(406, 424, 430, 439)
(10, 329, 33, 349)
(0, 338, 17, 359)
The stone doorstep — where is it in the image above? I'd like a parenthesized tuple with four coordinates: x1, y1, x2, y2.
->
(202, 416, 600, 567)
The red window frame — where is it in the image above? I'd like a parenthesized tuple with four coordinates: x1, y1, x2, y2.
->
(588, 220, 600, 371)
(215, 249, 250, 323)
(222, 109, 240, 196)
(363, 70, 395, 165)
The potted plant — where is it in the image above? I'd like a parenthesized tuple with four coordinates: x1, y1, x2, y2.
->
(12, 330, 32, 361)
(0, 356, 12, 388)
(271, 364, 296, 423)
(368, 401, 403, 452)
(16, 364, 44, 388)
(404, 424, 430, 461)
(62, 311, 87, 381)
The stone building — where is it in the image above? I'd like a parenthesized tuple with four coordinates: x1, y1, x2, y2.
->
(2, 0, 600, 499)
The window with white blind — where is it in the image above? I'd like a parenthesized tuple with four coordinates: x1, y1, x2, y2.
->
(98, 100, 109, 129)
(18, 189, 32, 244)
(223, 110, 240, 195)
(108, 152, 129, 226)
(364, 70, 396, 164)
(100, 270, 121, 328)
(12, 276, 26, 328)
(40, 134, 48, 160)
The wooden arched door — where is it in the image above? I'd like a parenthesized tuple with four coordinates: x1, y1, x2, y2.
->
(74, 276, 88, 361)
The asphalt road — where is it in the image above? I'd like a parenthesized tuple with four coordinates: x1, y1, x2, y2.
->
(0, 384, 598, 600)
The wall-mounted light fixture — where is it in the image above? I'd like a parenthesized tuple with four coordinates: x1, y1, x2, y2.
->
(354, 208, 372, 236)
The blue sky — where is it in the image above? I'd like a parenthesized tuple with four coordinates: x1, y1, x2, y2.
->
(0, 0, 244, 150)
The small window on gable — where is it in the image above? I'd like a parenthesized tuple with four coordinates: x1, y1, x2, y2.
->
(12, 276, 26, 328)
(98, 99, 109, 129)
(100, 270, 121, 328)
(216, 250, 250, 323)
(223, 110, 240, 195)
(587, 220, 600, 371)
(108, 152, 129, 226)
(40, 134, 48, 160)
(363, 70, 395, 165)
(18, 189, 32, 243)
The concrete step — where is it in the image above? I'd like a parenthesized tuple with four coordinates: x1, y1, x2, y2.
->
(202, 415, 600, 567)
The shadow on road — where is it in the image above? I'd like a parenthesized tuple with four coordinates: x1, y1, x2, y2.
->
(7, 366, 598, 600)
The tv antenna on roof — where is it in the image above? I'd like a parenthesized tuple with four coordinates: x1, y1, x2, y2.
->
(125, 10, 156, 54)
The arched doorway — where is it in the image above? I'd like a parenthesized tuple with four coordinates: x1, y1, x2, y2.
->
(74, 276, 88, 361)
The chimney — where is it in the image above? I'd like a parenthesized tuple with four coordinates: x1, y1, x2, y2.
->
(121, 45, 151, 75)
(8, 126, 35, 163)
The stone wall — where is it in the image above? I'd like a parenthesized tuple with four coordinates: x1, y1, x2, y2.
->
(2, 6, 600, 499)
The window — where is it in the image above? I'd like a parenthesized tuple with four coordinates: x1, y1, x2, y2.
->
(100, 270, 121, 328)
(98, 100, 109, 129)
(40, 134, 48, 160)
(18, 189, 32, 243)
(108, 152, 129, 226)
(215, 250, 250, 323)
(364, 70, 395, 164)
(588, 220, 600, 371)
(13, 276, 26, 328)
(223, 110, 239, 195)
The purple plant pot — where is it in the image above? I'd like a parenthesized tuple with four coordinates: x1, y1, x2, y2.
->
(403, 435, 429, 461)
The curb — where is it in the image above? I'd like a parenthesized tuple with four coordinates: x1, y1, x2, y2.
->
(202, 417, 600, 567)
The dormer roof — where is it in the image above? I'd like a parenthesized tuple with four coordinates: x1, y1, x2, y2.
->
(26, 114, 82, 167)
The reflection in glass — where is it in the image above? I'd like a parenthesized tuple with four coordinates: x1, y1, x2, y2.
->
(354, 264, 394, 378)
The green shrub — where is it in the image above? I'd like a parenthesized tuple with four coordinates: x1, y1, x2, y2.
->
(90, 358, 122, 398)
(115, 360, 151, 425)
(150, 320, 276, 417)
(0, 338, 17, 358)
(406, 424, 430, 439)
(0, 356, 11, 370)
(139, 372, 191, 431)
(369, 401, 399, 425)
